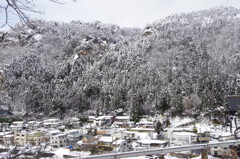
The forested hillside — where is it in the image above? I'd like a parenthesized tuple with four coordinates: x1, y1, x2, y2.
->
(0, 7, 240, 120)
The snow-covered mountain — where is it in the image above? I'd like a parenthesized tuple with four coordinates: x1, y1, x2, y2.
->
(0, 7, 240, 119)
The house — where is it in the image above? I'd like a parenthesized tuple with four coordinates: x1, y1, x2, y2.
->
(111, 121, 135, 128)
(27, 121, 36, 130)
(3, 134, 14, 145)
(50, 134, 67, 148)
(0, 131, 13, 144)
(136, 121, 154, 128)
(96, 130, 110, 135)
(112, 139, 129, 152)
(69, 118, 81, 128)
(88, 116, 95, 123)
(129, 127, 155, 133)
(64, 129, 81, 146)
(14, 130, 28, 145)
(79, 134, 97, 150)
(114, 116, 130, 122)
(14, 130, 45, 146)
(81, 135, 95, 144)
(137, 139, 168, 148)
(76, 134, 97, 151)
(2, 122, 9, 130)
(210, 144, 231, 157)
(111, 131, 125, 140)
(218, 132, 235, 141)
(45, 129, 61, 140)
(112, 139, 126, 147)
(33, 121, 43, 129)
(43, 119, 61, 128)
(10, 121, 25, 130)
(98, 134, 114, 151)
(112, 116, 134, 128)
(94, 116, 113, 127)
(26, 131, 46, 146)
(27, 121, 43, 130)
(197, 131, 211, 143)
(170, 132, 197, 146)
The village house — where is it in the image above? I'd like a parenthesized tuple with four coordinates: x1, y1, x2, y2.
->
(0, 131, 13, 144)
(111, 131, 125, 140)
(43, 119, 61, 129)
(112, 139, 129, 152)
(10, 121, 25, 130)
(76, 135, 97, 151)
(129, 127, 155, 133)
(96, 129, 110, 135)
(98, 134, 115, 151)
(87, 116, 95, 123)
(81, 134, 95, 144)
(69, 118, 81, 128)
(14, 130, 27, 145)
(2, 122, 10, 130)
(111, 116, 135, 128)
(14, 130, 45, 146)
(170, 132, 197, 146)
(45, 129, 61, 140)
(27, 121, 36, 130)
(26, 131, 46, 146)
(210, 145, 231, 157)
(27, 121, 43, 130)
(196, 131, 211, 143)
(64, 129, 81, 146)
(136, 139, 168, 148)
(77, 134, 97, 150)
(136, 121, 154, 128)
(218, 132, 235, 141)
(3, 134, 14, 145)
(114, 116, 130, 122)
(111, 121, 135, 128)
(94, 116, 113, 127)
(50, 134, 67, 148)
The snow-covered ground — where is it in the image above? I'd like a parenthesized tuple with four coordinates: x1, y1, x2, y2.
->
(51, 148, 90, 159)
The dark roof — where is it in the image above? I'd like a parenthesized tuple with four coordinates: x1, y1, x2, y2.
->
(82, 135, 93, 140)
(0, 109, 14, 117)
(226, 95, 240, 112)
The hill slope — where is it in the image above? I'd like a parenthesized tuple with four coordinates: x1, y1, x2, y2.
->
(0, 7, 240, 119)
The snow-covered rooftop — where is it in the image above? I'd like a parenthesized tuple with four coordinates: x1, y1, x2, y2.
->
(98, 136, 113, 143)
(115, 116, 130, 120)
(112, 139, 125, 145)
(137, 139, 167, 144)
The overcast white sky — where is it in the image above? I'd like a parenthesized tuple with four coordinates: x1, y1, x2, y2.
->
(7, 0, 240, 28)
(30, 0, 240, 28)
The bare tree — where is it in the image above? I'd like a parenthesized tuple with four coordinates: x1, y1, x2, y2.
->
(3, 144, 47, 159)
(182, 94, 202, 115)
(0, 0, 64, 28)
